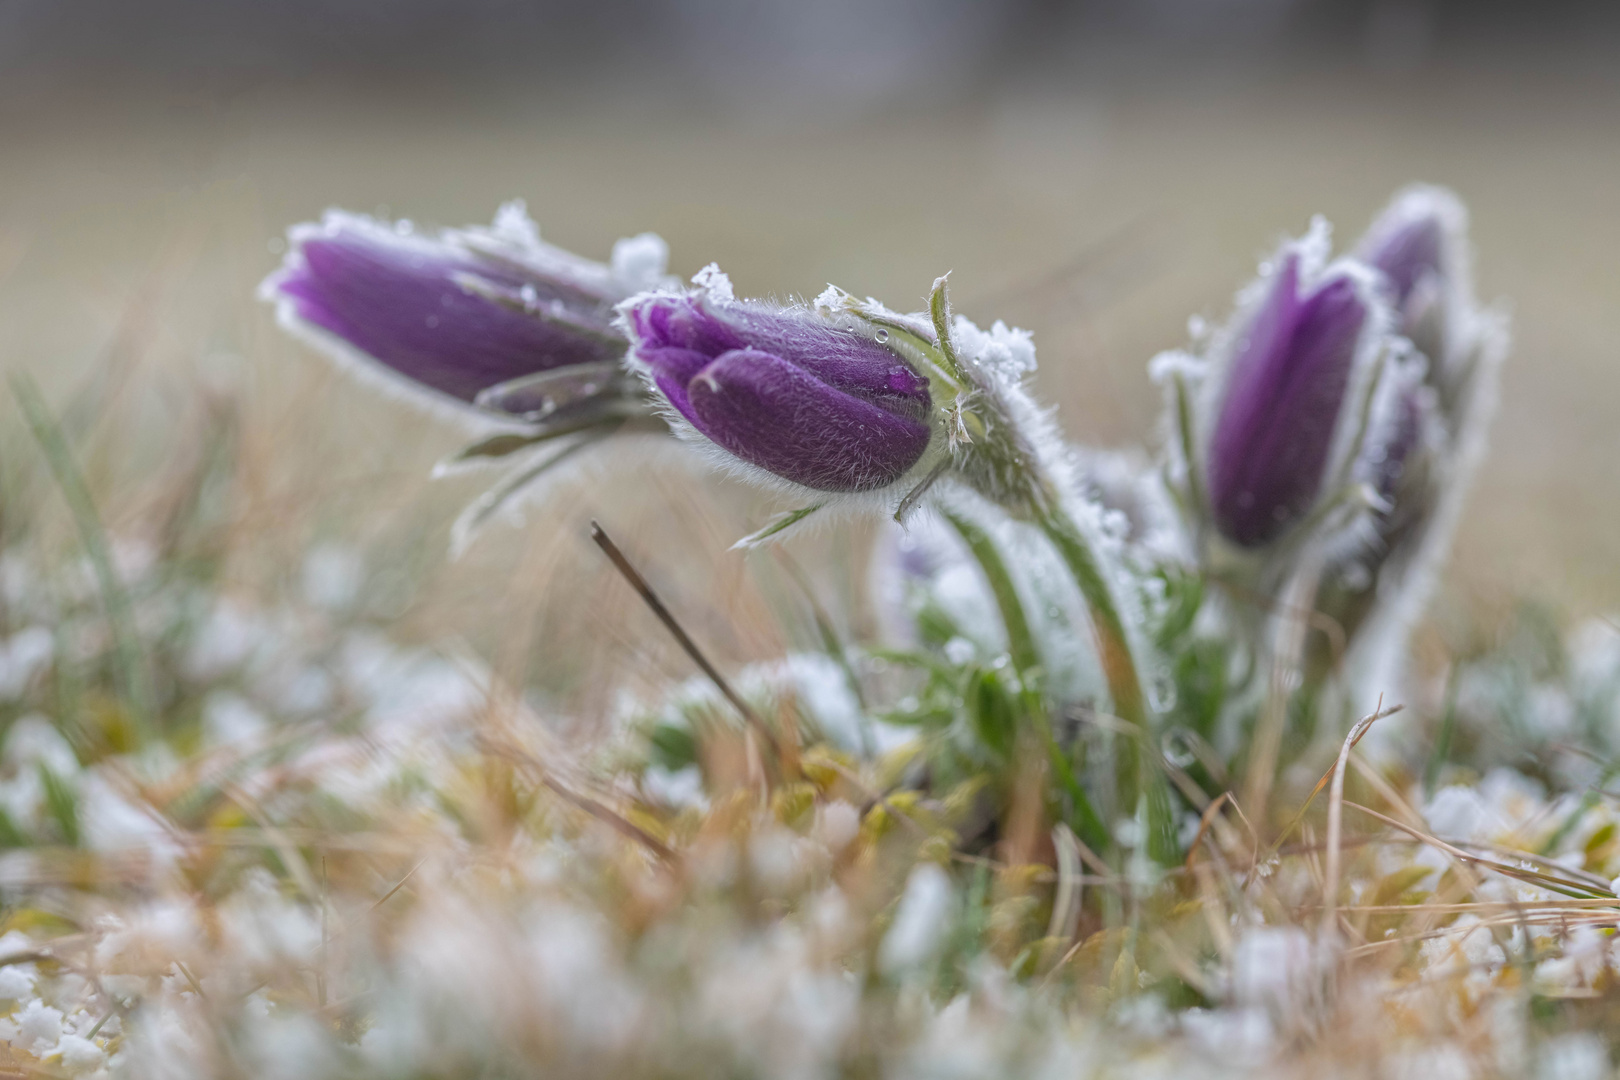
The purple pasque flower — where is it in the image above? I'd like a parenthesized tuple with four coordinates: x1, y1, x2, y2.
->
(262, 202, 670, 421)
(1353, 186, 1474, 382)
(1359, 207, 1442, 313)
(1205, 250, 1373, 548)
(619, 274, 933, 493)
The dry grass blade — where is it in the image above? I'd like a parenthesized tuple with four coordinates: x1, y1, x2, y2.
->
(1271, 703, 1405, 857)
(1182, 791, 1231, 873)
(1344, 801, 1615, 899)
(1046, 824, 1084, 946)
(590, 520, 784, 763)
(1323, 699, 1399, 933)
(481, 735, 679, 865)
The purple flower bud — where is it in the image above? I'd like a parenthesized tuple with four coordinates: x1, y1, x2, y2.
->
(620, 287, 933, 493)
(263, 205, 668, 417)
(1363, 384, 1428, 504)
(1354, 187, 1469, 369)
(1359, 214, 1442, 312)
(1206, 254, 1370, 548)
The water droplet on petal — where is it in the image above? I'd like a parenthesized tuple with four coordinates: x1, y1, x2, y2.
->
(875, 328, 890, 343)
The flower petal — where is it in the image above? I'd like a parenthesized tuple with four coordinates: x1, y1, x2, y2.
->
(273, 218, 623, 405)
(628, 295, 929, 422)
(1208, 258, 1367, 547)
(684, 349, 931, 493)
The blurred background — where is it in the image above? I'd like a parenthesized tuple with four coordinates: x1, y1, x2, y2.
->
(2, 0, 1617, 705)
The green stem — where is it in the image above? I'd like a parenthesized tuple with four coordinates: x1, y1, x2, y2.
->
(939, 507, 1039, 675)
(1422, 664, 1461, 799)
(1038, 505, 1177, 865)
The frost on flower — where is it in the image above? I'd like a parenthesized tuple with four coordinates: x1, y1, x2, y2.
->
(1158, 217, 1396, 558)
(263, 200, 667, 423)
(619, 276, 935, 496)
(950, 316, 1037, 380)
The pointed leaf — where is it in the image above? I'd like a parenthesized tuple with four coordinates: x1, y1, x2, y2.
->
(472, 360, 629, 421)
(450, 435, 607, 557)
(730, 503, 825, 550)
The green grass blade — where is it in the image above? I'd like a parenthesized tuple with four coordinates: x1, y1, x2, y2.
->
(12, 372, 157, 745)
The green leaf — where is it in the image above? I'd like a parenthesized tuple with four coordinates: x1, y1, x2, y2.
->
(1173, 639, 1229, 743)
(0, 805, 27, 848)
(1152, 566, 1204, 649)
(471, 361, 627, 417)
(1037, 720, 1109, 854)
(450, 433, 611, 557)
(438, 403, 645, 472)
(39, 765, 80, 848)
(965, 665, 1019, 760)
(648, 722, 699, 771)
(1169, 370, 1204, 515)
(1039, 505, 1178, 864)
(731, 504, 825, 550)
(928, 274, 965, 382)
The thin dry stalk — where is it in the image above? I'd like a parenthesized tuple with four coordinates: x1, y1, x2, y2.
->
(1046, 824, 1084, 946)
(1323, 700, 1398, 934)
(1345, 802, 1608, 898)
(590, 520, 785, 764)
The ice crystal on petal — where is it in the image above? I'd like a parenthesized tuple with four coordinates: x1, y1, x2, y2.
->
(690, 262, 735, 301)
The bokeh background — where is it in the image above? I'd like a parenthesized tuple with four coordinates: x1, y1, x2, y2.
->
(3, 0, 1617, 706)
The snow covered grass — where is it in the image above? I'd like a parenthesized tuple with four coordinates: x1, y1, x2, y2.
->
(3, 249, 1620, 1079)
(2, 511, 1618, 1080)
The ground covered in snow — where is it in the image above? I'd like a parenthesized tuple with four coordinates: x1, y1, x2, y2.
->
(0, 525, 1618, 1080)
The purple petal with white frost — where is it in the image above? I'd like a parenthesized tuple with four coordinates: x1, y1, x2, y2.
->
(626, 295, 931, 423)
(1359, 214, 1442, 309)
(1207, 255, 1367, 548)
(269, 216, 626, 407)
(679, 349, 931, 492)
(622, 292, 933, 493)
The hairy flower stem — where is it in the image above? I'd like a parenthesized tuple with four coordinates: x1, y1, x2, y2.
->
(939, 508, 1040, 675)
(1039, 506, 1175, 864)
(838, 276, 1176, 860)
(942, 505, 1112, 854)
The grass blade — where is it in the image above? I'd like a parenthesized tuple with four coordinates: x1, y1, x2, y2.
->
(12, 372, 156, 745)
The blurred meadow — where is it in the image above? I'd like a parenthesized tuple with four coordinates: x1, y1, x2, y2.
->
(6, 8, 1620, 1076)
(4, 0, 1620, 711)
